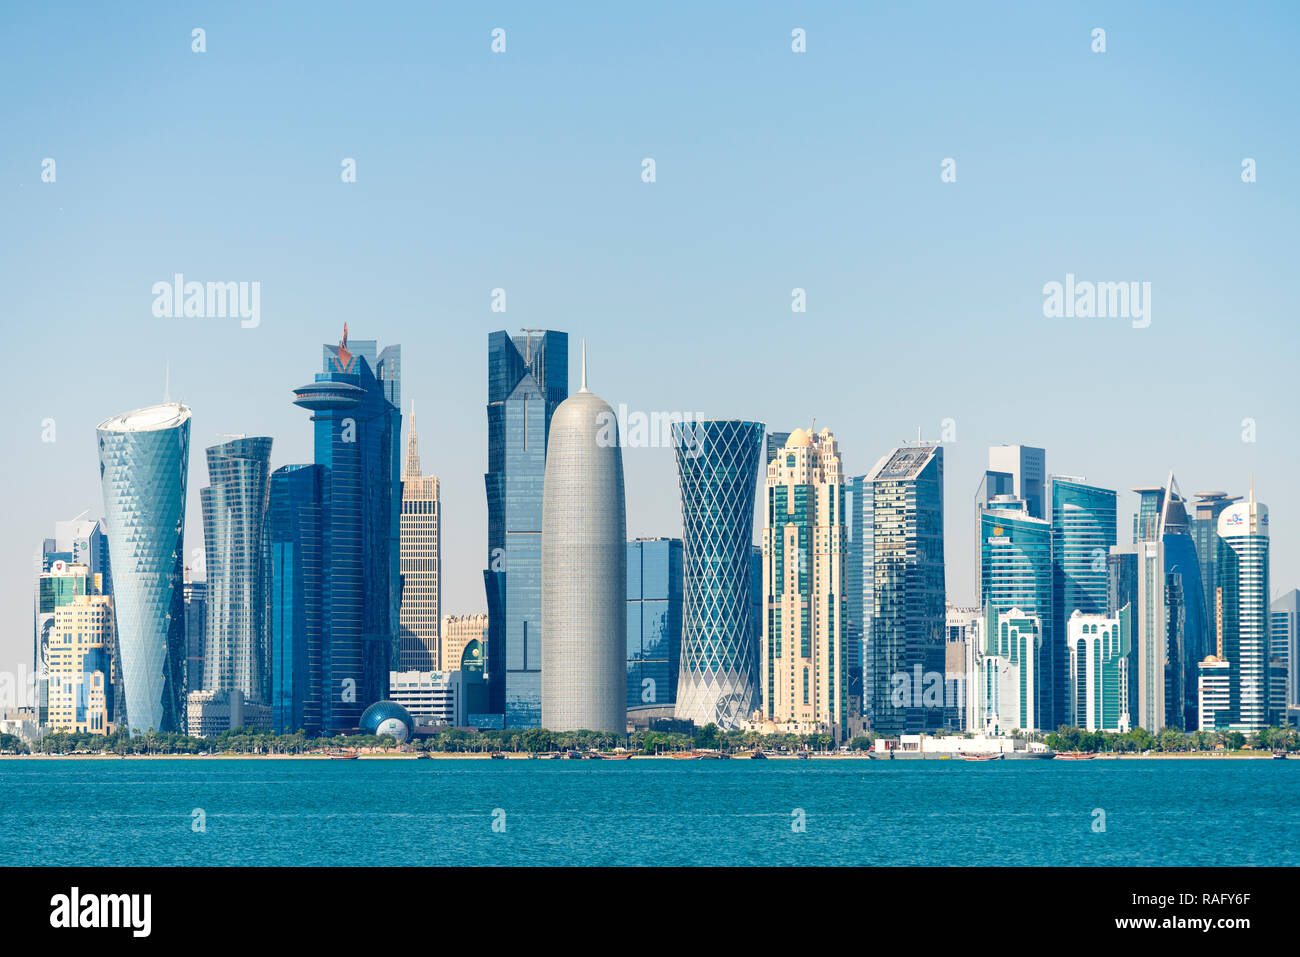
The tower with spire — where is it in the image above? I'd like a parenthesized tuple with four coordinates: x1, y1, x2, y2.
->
(398, 401, 441, 671)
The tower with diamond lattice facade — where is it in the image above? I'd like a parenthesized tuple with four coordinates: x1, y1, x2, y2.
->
(672, 419, 764, 730)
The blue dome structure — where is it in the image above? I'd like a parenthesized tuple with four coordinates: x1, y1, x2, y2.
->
(358, 700, 414, 742)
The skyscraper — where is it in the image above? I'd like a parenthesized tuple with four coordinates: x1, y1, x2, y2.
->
(292, 325, 401, 732)
(1192, 492, 1241, 641)
(673, 419, 765, 730)
(483, 329, 568, 728)
(980, 496, 1053, 727)
(1129, 474, 1206, 730)
(1050, 477, 1117, 730)
(761, 427, 848, 740)
(844, 476, 871, 721)
(1066, 610, 1131, 732)
(626, 538, 683, 714)
(97, 402, 191, 734)
(200, 436, 272, 705)
(1216, 486, 1270, 731)
(265, 464, 326, 734)
(399, 407, 441, 671)
(540, 347, 626, 733)
(1271, 589, 1299, 713)
(977, 609, 1043, 734)
(183, 574, 207, 698)
(865, 444, 946, 735)
(974, 445, 1046, 590)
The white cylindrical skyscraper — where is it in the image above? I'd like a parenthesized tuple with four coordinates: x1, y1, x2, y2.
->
(541, 344, 626, 733)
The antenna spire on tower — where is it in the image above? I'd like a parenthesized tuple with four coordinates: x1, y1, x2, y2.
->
(579, 339, 589, 393)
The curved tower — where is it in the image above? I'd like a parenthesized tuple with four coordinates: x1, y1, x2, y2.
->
(201, 436, 273, 703)
(97, 402, 191, 733)
(672, 419, 764, 730)
(540, 346, 626, 732)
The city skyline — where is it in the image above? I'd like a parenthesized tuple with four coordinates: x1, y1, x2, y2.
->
(4, 2, 1298, 683)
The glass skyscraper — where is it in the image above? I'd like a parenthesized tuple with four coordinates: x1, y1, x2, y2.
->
(865, 444, 946, 735)
(1050, 477, 1117, 730)
(200, 436, 273, 704)
(1216, 490, 1270, 731)
(844, 476, 871, 721)
(96, 402, 191, 734)
(673, 419, 764, 730)
(980, 498, 1052, 729)
(266, 464, 326, 734)
(626, 538, 683, 713)
(292, 326, 401, 733)
(483, 329, 568, 728)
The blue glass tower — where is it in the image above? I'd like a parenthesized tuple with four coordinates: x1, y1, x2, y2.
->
(1050, 477, 1117, 729)
(96, 402, 191, 734)
(980, 499, 1053, 728)
(292, 325, 401, 733)
(483, 329, 568, 728)
(626, 538, 683, 713)
(672, 419, 764, 730)
(201, 436, 273, 703)
(266, 464, 325, 733)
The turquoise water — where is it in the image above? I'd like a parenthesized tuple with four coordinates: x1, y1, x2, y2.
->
(2, 758, 1297, 866)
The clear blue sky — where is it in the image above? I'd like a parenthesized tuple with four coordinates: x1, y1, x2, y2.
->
(3, 1, 1298, 678)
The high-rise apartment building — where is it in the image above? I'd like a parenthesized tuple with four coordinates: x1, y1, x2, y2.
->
(761, 427, 848, 740)
(97, 402, 191, 734)
(673, 419, 765, 730)
(483, 329, 568, 728)
(399, 408, 441, 671)
(864, 444, 946, 735)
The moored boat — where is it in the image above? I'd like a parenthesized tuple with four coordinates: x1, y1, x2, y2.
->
(1056, 751, 1096, 761)
(328, 752, 359, 760)
(959, 752, 1003, 761)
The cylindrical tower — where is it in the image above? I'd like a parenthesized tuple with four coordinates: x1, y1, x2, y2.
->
(96, 402, 192, 734)
(672, 419, 765, 729)
(540, 350, 626, 733)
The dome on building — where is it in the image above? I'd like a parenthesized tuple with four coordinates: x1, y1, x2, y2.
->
(786, 427, 812, 448)
(359, 700, 414, 742)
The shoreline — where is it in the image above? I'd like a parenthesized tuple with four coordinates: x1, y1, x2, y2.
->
(0, 751, 1283, 761)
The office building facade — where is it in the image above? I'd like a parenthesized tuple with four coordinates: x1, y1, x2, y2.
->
(1050, 477, 1117, 730)
(626, 538, 683, 713)
(97, 402, 192, 734)
(540, 354, 626, 733)
(292, 326, 402, 733)
(673, 419, 765, 730)
(483, 329, 568, 728)
(399, 409, 441, 671)
(200, 436, 273, 704)
(865, 445, 946, 735)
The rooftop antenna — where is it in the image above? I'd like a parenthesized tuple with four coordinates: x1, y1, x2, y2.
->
(579, 339, 589, 393)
